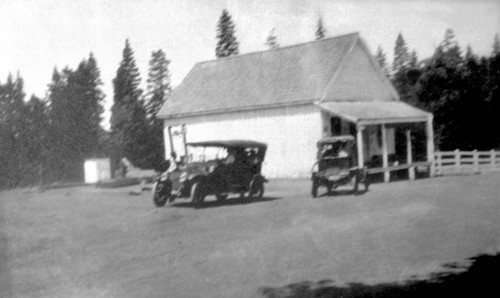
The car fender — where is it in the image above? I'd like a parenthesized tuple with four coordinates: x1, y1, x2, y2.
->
(251, 174, 267, 184)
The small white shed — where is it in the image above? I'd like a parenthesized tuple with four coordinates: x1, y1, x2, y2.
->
(84, 158, 111, 183)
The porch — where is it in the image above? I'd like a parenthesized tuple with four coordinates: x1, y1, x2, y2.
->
(317, 101, 435, 182)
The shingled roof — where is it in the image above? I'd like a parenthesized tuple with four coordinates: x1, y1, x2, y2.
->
(158, 32, 381, 119)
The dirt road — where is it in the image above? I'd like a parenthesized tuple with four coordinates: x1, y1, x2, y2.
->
(1, 173, 500, 297)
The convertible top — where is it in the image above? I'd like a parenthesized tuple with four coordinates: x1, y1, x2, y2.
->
(187, 140, 267, 149)
(317, 135, 355, 145)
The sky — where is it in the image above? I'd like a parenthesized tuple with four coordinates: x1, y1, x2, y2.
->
(1, 0, 499, 127)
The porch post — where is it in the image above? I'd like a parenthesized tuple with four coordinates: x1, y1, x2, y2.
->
(356, 124, 365, 168)
(381, 124, 389, 182)
(406, 130, 415, 180)
(181, 124, 188, 159)
(426, 115, 435, 177)
(167, 126, 175, 160)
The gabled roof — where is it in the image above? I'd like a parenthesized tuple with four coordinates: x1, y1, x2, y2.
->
(158, 32, 396, 119)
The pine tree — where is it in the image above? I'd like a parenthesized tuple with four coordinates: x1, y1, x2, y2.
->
(492, 34, 500, 56)
(0, 74, 27, 187)
(409, 50, 418, 68)
(22, 95, 50, 185)
(437, 28, 462, 68)
(265, 28, 279, 50)
(315, 17, 327, 40)
(142, 49, 172, 167)
(110, 39, 150, 169)
(375, 45, 390, 77)
(393, 32, 410, 74)
(145, 49, 171, 121)
(70, 54, 105, 158)
(215, 9, 240, 58)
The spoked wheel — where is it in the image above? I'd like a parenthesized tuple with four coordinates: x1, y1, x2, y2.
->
(353, 175, 359, 194)
(190, 182, 206, 209)
(215, 193, 228, 202)
(248, 179, 264, 201)
(153, 181, 171, 207)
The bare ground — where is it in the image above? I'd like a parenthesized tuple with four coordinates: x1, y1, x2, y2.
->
(1, 173, 500, 298)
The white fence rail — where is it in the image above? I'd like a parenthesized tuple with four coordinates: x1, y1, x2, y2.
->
(435, 150, 500, 176)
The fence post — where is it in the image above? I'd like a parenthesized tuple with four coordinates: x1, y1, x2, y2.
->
(435, 151, 441, 176)
(455, 149, 460, 174)
(473, 149, 478, 173)
(492, 149, 496, 171)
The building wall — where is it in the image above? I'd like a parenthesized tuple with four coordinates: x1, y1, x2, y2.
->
(325, 42, 396, 102)
(163, 104, 323, 178)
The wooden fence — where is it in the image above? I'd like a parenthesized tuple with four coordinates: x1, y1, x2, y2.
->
(435, 150, 500, 176)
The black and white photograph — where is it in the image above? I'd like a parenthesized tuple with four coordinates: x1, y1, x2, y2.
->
(1, 0, 500, 297)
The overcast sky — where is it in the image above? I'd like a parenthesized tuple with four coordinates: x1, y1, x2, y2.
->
(1, 0, 499, 125)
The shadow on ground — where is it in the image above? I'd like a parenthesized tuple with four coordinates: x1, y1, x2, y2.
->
(169, 196, 282, 209)
(316, 189, 369, 198)
(258, 253, 500, 298)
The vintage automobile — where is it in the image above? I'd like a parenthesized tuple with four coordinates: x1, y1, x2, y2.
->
(311, 135, 369, 198)
(153, 140, 267, 208)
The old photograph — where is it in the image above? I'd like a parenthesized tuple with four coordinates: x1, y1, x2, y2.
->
(1, 0, 500, 297)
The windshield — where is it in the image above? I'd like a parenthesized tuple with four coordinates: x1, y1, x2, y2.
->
(320, 141, 351, 158)
(187, 145, 229, 163)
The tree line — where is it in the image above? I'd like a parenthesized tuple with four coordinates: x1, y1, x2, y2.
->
(375, 30, 500, 151)
(0, 42, 171, 188)
(1, 9, 499, 189)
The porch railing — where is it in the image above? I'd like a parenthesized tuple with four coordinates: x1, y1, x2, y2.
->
(435, 150, 500, 176)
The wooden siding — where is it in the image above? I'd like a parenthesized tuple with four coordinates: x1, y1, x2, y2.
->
(325, 42, 396, 102)
(163, 104, 323, 178)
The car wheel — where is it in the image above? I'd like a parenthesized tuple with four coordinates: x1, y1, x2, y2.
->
(249, 180, 264, 201)
(153, 181, 170, 207)
(311, 181, 319, 198)
(353, 175, 359, 194)
(190, 182, 206, 208)
(364, 176, 370, 192)
(215, 193, 228, 202)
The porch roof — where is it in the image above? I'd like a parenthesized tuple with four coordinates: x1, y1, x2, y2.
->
(317, 101, 430, 125)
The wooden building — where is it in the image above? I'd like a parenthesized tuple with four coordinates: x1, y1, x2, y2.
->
(157, 33, 434, 180)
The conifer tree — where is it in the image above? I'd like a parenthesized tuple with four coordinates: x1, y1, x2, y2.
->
(409, 50, 418, 68)
(215, 9, 240, 58)
(375, 45, 390, 77)
(145, 49, 171, 121)
(265, 28, 279, 50)
(492, 34, 500, 56)
(0, 74, 26, 187)
(143, 49, 172, 167)
(110, 39, 150, 169)
(393, 33, 410, 74)
(315, 17, 327, 40)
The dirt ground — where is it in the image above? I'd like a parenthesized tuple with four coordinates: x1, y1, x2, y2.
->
(1, 173, 500, 298)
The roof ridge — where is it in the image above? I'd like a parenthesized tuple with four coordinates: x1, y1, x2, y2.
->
(197, 32, 360, 65)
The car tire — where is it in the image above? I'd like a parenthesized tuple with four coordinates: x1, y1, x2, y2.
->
(190, 182, 206, 208)
(249, 179, 264, 201)
(353, 175, 359, 194)
(216, 193, 228, 202)
(153, 181, 170, 207)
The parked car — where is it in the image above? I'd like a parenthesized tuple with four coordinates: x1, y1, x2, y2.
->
(153, 140, 267, 208)
(311, 135, 369, 198)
